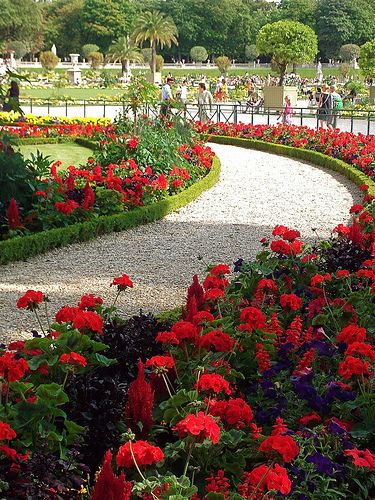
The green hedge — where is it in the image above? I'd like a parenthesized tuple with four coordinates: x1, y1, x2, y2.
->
(15, 137, 97, 149)
(0, 157, 220, 265)
(208, 135, 375, 197)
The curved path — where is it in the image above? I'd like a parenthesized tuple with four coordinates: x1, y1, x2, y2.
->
(0, 144, 361, 342)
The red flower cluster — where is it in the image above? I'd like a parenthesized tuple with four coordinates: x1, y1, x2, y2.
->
(16, 290, 44, 310)
(111, 273, 134, 291)
(0, 422, 16, 441)
(78, 294, 104, 310)
(92, 450, 132, 500)
(344, 448, 375, 470)
(116, 441, 164, 468)
(255, 343, 271, 373)
(59, 352, 87, 367)
(205, 469, 230, 498)
(280, 293, 302, 311)
(145, 355, 175, 370)
(196, 373, 231, 395)
(199, 329, 233, 352)
(0, 352, 29, 382)
(125, 361, 154, 437)
(240, 307, 266, 330)
(238, 463, 292, 497)
(258, 434, 300, 462)
(209, 398, 253, 428)
(173, 411, 220, 444)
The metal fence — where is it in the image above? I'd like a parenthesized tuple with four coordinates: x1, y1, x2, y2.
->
(16, 98, 375, 135)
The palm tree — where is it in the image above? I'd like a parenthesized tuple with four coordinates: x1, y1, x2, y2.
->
(132, 10, 178, 81)
(107, 36, 144, 77)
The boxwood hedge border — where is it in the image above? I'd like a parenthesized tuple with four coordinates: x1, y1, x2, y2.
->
(0, 156, 221, 265)
(208, 135, 375, 197)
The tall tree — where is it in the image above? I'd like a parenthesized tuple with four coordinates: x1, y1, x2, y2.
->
(316, 0, 375, 58)
(107, 36, 144, 76)
(132, 10, 178, 78)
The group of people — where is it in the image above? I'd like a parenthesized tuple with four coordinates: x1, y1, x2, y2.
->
(316, 84, 343, 129)
(160, 77, 214, 123)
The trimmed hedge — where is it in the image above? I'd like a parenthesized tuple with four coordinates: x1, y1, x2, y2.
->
(208, 135, 375, 197)
(0, 156, 221, 265)
(15, 138, 97, 150)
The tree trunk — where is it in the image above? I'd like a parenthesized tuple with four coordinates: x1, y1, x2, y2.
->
(121, 60, 126, 76)
(151, 41, 156, 80)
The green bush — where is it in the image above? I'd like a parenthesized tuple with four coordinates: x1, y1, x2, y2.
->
(40, 51, 60, 70)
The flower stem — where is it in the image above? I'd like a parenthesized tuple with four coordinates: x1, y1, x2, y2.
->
(112, 289, 121, 309)
(162, 374, 173, 398)
(34, 309, 46, 336)
(183, 441, 194, 477)
(44, 300, 51, 331)
(250, 461, 274, 499)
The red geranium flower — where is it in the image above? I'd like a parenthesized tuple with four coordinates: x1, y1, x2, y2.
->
(173, 411, 220, 444)
(338, 356, 370, 380)
(336, 324, 367, 345)
(59, 352, 87, 367)
(78, 294, 104, 310)
(258, 434, 299, 462)
(209, 264, 230, 276)
(279, 293, 302, 311)
(344, 448, 375, 470)
(72, 310, 103, 334)
(0, 422, 16, 441)
(240, 307, 266, 330)
(145, 355, 175, 370)
(298, 412, 322, 426)
(196, 373, 231, 395)
(16, 290, 44, 310)
(0, 352, 29, 382)
(200, 330, 233, 352)
(238, 464, 291, 497)
(111, 273, 134, 291)
(116, 440, 164, 468)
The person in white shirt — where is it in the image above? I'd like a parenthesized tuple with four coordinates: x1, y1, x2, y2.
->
(160, 77, 173, 118)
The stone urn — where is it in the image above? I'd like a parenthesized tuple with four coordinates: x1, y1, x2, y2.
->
(262, 86, 298, 110)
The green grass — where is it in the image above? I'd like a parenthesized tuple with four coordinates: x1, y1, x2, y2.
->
(18, 142, 92, 168)
(20, 87, 126, 99)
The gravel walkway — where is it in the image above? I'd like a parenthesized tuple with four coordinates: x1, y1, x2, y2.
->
(0, 143, 361, 342)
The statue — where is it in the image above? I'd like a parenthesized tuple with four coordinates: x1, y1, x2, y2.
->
(316, 60, 323, 83)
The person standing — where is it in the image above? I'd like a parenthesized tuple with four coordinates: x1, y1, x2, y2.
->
(327, 84, 342, 130)
(176, 79, 188, 105)
(160, 77, 173, 118)
(3, 80, 20, 112)
(317, 84, 331, 129)
(278, 95, 293, 125)
(197, 82, 213, 123)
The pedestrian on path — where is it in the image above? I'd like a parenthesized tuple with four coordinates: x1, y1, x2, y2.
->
(197, 82, 213, 123)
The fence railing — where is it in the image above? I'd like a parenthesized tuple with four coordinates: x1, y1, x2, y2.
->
(10, 98, 375, 135)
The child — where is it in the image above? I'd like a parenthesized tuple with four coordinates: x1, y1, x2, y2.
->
(278, 95, 293, 125)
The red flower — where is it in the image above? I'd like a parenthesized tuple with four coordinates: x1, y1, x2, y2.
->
(238, 464, 291, 497)
(192, 311, 215, 326)
(349, 204, 364, 214)
(200, 330, 233, 352)
(0, 422, 16, 441)
(155, 330, 179, 345)
(72, 310, 103, 334)
(205, 470, 230, 498)
(127, 137, 138, 149)
(209, 264, 230, 276)
(78, 294, 104, 310)
(173, 411, 220, 444)
(298, 412, 322, 426)
(345, 342, 375, 361)
(7, 198, 22, 230)
(255, 343, 271, 373)
(82, 182, 95, 210)
(210, 398, 253, 428)
(111, 273, 134, 291)
(240, 307, 266, 330)
(145, 355, 175, 370)
(0, 352, 29, 382)
(92, 450, 132, 500)
(336, 324, 367, 345)
(204, 288, 225, 301)
(279, 293, 302, 311)
(171, 321, 199, 344)
(59, 352, 87, 367)
(338, 355, 370, 380)
(16, 290, 44, 310)
(54, 199, 79, 215)
(125, 361, 154, 438)
(259, 434, 299, 462)
(196, 373, 231, 395)
(344, 448, 375, 470)
(116, 441, 164, 468)
(311, 273, 332, 286)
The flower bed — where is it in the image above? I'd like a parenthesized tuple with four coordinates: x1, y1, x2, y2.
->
(195, 122, 375, 181)
(0, 118, 217, 264)
(0, 112, 111, 127)
(0, 131, 374, 498)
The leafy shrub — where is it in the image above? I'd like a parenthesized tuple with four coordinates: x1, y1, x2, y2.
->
(94, 187, 124, 215)
(82, 43, 99, 60)
(88, 51, 104, 70)
(40, 51, 59, 70)
(215, 55, 231, 74)
(190, 46, 208, 63)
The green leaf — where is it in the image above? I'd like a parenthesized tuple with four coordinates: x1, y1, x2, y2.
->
(36, 383, 69, 405)
(94, 353, 116, 366)
(65, 419, 85, 436)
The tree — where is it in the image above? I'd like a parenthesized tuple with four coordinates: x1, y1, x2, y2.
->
(245, 44, 259, 62)
(82, 43, 99, 59)
(276, 0, 317, 30)
(316, 0, 375, 59)
(88, 51, 104, 69)
(155, 54, 164, 72)
(190, 46, 208, 63)
(7, 41, 28, 60)
(339, 44, 360, 62)
(107, 36, 144, 76)
(40, 50, 60, 70)
(215, 56, 231, 74)
(359, 39, 375, 78)
(132, 10, 178, 80)
(257, 20, 318, 84)
(81, 0, 139, 52)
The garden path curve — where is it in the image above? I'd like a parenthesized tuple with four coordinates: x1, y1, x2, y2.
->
(0, 143, 361, 342)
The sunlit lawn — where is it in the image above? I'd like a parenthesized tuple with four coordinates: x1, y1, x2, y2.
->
(18, 142, 92, 170)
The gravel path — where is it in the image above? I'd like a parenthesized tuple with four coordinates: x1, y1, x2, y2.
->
(0, 143, 361, 342)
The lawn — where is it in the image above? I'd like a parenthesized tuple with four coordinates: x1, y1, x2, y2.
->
(18, 142, 92, 169)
